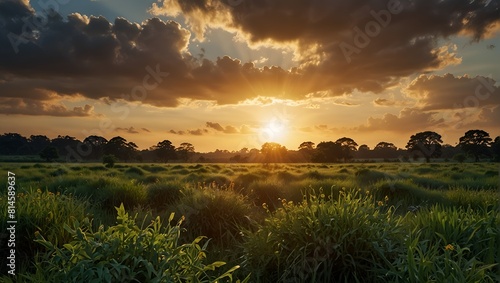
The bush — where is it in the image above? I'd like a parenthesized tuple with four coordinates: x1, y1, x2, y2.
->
(102, 155, 117, 168)
(246, 179, 285, 210)
(27, 204, 247, 282)
(124, 166, 146, 176)
(146, 181, 183, 210)
(242, 189, 406, 282)
(355, 168, 388, 185)
(175, 186, 258, 246)
(453, 153, 467, 163)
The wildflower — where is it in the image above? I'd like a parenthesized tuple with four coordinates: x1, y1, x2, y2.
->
(384, 195, 389, 202)
(378, 201, 384, 206)
(262, 203, 270, 212)
(445, 244, 455, 251)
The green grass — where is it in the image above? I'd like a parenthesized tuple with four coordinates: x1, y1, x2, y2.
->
(0, 162, 498, 282)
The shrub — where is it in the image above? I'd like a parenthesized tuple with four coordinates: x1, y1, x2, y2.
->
(146, 181, 183, 210)
(246, 179, 285, 210)
(28, 204, 248, 282)
(355, 168, 387, 185)
(175, 186, 258, 246)
(453, 153, 467, 163)
(234, 173, 262, 188)
(242, 189, 406, 282)
(124, 166, 146, 176)
(102, 155, 117, 168)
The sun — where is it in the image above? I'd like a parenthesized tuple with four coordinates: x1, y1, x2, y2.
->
(260, 118, 289, 143)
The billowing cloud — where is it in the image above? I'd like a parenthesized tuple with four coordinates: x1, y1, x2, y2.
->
(406, 73, 500, 110)
(0, 96, 94, 116)
(355, 108, 444, 132)
(1, 0, 499, 116)
(151, 0, 499, 94)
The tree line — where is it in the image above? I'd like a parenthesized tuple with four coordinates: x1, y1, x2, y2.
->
(0, 130, 498, 163)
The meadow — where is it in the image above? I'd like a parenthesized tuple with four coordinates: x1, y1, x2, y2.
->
(0, 162, 499, 282)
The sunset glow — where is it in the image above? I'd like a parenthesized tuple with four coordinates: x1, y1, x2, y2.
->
(0, 0, 499, 152)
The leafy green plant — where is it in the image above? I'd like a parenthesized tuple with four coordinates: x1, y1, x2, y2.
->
(27, 204, 249, 283)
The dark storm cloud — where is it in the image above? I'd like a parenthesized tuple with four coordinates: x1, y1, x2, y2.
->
(406, 73, 500, 110)
(0, 97, 94, 116)
(1, 0, 500, 116)
(152, 0, 500, 94)
(0, 1, 316, 111)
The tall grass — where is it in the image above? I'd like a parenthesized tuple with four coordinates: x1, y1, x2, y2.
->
(242, 189, 406, 282)
(0, 189, 89, 275)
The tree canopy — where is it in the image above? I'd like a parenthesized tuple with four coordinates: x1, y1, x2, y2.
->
(405, 131, 443, 163)
(458, 130, 492, 162)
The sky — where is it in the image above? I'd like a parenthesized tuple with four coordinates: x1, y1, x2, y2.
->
(0, 0, 499, 152)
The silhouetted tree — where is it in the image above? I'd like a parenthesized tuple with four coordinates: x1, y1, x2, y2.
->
(298, 141, 315, 161)
(458, 130, 492, 162)
(374, 142, 397, 159)
(356, 144, 371, 159)
(28, 135, 50, 155)
(358, 144, 370, 151)
(39, 146, 59, 162)
(491, 136, 500, 162)
(104, 136, 138, 162)
(405, 131, 443, 163)
(298, 141, 315, 151)
(261, 142, 287, 163)
(0, 133, 29, 155)
(374, 142, 397, 151)
(313, 141, 343, 163)
(83, 135, 108, 160)
(335, 137, 358, 162)
(152, 140, 177, 162)
(176, 142, 195, 162)
(453, 153, 467, 163)
(50, 135, 82, 160)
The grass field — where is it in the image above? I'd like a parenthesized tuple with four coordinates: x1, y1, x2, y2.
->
(1, 162, 499, 282)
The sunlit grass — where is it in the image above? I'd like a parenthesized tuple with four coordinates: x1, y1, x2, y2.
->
(0, 162, 498, 282)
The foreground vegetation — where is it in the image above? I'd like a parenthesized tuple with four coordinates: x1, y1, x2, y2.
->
(1, 162, 499, 282)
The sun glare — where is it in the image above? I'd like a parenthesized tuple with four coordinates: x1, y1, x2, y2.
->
(260, 118, 288, 143)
